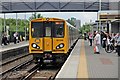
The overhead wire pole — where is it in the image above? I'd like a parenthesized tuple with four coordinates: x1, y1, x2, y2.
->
(118, 1, 120, 33)
(97, 10, 99, 31)
(99, 0, 101, 32)
(24, 13, 26, 41)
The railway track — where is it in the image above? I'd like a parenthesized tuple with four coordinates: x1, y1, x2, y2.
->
(1, 53, 30, 66)
(1, 59, 34, 80)
(0, 53, 33, 78)
(2, 62, 61, 80)
(22, 65, 62, 80)
(5, 62, 37, 80)
(1, 54, 62, 80)
(21, 65, 39, 80)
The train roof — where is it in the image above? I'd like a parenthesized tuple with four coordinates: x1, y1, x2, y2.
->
(31, 17, 77, 30)
(31, 17, 65, 22)
(66, 22, 77, 30)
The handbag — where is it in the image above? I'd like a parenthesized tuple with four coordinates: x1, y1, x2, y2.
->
(94, 46, 96, 53)
(94, 46, 99, 53)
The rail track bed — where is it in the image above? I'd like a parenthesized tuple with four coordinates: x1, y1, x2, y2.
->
(2, 63, 62, 80)
(1, 60, 36, 80)
(6, 62, 37, 79)
(0, 53, 33, 79)
(1, 53, 31, 66)
(31, 65, 61, 80)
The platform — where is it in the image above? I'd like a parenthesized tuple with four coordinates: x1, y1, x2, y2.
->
(0, 41, 29, 53)
(0, 41, 29, 61)
(55, 39, 119, 79)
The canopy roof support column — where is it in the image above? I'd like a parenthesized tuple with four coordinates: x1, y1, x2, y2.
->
(4, 13, 6, 32)
(16, 13, 18, 32)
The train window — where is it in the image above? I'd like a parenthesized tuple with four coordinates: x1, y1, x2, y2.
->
(54, 22, 64, 38)
(44, 22, 52, 37)
(45, 27, 51, 37)
(31, 22, 43, 38)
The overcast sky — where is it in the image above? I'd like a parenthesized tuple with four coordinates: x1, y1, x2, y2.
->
(0, 12, 97, 26)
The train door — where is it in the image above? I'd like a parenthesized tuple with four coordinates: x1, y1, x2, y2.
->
(43, 22, 52, 51)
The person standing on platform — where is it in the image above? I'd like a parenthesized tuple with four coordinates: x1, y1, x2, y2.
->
(2, 32, 7, 45)
(89, 32, 93, 46)
(102, 31, 107, 48)
(116, 33, 120, 57)
(94, 31, 101, 54)
(84, 32, 87, 40)
(6, 34, 10, 44)
(13, 32, 17, 44)
(93, 31, 96, 41)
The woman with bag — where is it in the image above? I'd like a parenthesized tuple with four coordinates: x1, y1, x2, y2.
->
(94, 31, 101, 54)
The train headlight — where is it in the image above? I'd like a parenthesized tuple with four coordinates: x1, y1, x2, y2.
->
(56, 43, 64, 49)
(56, 46, 60, 49)
(32, 43, 40, 49)
(60, 44, 64, 48)
(33, 44, 37, 48)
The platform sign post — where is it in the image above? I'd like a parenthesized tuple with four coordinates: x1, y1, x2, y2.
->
(16, 13, 18, 32)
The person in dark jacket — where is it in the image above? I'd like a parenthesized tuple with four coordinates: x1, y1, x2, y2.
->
(116, 33, 120, 57)
(89, 32, 93, 46)
(102, 31, 107, 48)
(84, 32, 87, 40)
(2, 32, 7, 45)
(13, 32, 17, 44)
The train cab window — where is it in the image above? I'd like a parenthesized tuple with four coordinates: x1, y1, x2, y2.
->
(45, 27, 51, 37)
(31, 22, 43, 38)
(44, 22, 52, 37)
(54, 22, 64, 38)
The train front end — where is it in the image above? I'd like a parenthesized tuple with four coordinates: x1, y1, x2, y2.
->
(29, 18, 69, 64)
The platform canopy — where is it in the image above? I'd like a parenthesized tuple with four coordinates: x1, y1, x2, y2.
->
(0, 0, 112, 13)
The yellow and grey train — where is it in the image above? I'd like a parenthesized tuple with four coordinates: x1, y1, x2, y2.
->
(29, 18, 79, 64)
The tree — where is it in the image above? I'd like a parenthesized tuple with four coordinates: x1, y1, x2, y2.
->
(29, 13, 43, 20)
(37, 14, 43, 18)
(67, 18, 75, 26)
(79, 23, 91, 34)
(0, 18, 29, 32)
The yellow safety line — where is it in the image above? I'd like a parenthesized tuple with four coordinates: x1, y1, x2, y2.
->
(77, 40, 88, 79)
